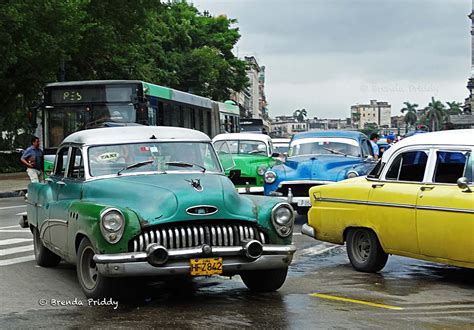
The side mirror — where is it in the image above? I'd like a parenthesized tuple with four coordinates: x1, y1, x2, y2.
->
(457, 177, 472, 192)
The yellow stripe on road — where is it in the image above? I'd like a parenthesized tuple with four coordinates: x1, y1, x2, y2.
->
(310, 293, 404, 310)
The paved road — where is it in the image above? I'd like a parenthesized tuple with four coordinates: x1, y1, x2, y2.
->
(1, 197, 473, 328)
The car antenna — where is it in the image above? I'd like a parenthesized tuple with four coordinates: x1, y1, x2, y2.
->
(150, 134, 157, 139)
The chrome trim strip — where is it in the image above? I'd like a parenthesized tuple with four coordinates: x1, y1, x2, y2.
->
(315, 197, 474, 213)
(416, 205, 474, 214)
(278, 180, 334, 187)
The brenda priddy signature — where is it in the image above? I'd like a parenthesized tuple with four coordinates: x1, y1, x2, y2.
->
(38, 297, 118, 310)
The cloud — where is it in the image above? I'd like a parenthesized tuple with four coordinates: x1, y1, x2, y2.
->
(192, 0, 471, 118)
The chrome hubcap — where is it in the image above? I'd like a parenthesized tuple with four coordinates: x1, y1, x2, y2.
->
(80, 246, 98, 290)
(352, 231, 371, 263)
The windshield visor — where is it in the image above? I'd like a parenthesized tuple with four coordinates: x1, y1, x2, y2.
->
(88, 142, 221, 177)
(290, 138, 360, 157)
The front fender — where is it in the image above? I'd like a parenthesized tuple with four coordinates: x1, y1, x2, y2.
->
(243, 195, 293, 245)
(68, 201, 141, 259)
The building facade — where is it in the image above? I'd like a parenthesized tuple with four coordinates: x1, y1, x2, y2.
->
(351, 100, 391, 129)
(271, 116, 308, 138)
(231, 56, 267, 120)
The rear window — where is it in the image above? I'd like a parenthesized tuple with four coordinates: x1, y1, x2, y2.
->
(433, 151, 470, 184)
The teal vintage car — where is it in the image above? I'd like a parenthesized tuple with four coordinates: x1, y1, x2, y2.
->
(23, 126, 296, 298)
(212, 133, 279, 194)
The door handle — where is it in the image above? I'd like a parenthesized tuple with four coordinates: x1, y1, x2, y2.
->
(45, 178, 53, 183)
(372, 183, 384, 188)
(57, 181, 66, 186)
(420, 186, 434, 191)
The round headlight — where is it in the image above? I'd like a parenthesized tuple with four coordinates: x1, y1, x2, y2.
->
(346, 171, 359, 179)
(257, 165, 267, 176)
(274, 206, 293, 225)
(264, 171, 277, 184)
(102, 210, 124, 232)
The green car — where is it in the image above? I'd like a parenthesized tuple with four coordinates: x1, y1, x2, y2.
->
(22, 126, 296, 298)
(213, 133, 279, 194)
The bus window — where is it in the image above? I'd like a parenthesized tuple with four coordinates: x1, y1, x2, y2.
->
(157, 102, 164, 126)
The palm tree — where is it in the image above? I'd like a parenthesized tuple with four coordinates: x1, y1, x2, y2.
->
(293, 108, 307, 123)
(351, 112, 361, 128)
(424, 97, 446, 132)
(400, 101, 418, 133)
(446, 101, 463, 116)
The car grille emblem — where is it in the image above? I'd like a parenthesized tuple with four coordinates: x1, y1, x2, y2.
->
(186, 178, 203, 192)
(186, 205, 218, 216)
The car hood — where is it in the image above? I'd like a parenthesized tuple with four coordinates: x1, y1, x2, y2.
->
(230, 155, 272, 174)
(278, 155, 365, 181)
(82, 173, 257, 227)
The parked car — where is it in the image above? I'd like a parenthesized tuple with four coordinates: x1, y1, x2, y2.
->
(272, 138, 291, 155)
(213, 133, 279, 193)
(22, 126, 296, 298)
(303, 129, 474, 272)
(264, 131, 377, 213)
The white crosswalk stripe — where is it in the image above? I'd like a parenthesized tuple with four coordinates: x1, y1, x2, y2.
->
(0, 234, 35, 266)
(0, 238, 32, 246)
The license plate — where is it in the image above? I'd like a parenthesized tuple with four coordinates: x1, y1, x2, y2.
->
(297, 199, 311, 207)
(190, 257, 223, 276)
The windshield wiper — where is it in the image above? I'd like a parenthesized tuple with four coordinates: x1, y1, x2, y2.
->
(165, 161, 206, 173)
(117, 160, 154, 176)
(321, 147, 347, 156)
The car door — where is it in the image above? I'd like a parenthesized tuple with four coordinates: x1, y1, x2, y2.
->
(416, 149, 474, 263)
(47, 146, 73, 255)
(368, 149, 429, 254)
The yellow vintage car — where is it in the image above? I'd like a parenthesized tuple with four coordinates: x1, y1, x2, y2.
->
(302, 129, 474, 272)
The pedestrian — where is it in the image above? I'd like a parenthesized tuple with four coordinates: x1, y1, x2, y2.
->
(20, 136, 44, 183)
(385, 135, 396, 150)
(369, 133, 379, 160)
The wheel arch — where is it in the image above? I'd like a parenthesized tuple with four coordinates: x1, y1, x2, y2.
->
(343, 226, 384, 251)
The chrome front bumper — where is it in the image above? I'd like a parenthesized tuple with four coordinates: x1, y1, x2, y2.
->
(301, 223, 316, 238)
(236, 186, 264, 194)
(94, 243, 296, 277)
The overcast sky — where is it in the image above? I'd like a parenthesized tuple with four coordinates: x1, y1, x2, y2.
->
(191, 0, 471, 119)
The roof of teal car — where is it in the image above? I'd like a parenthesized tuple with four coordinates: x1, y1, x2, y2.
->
(292, 130, 366, 141)
(62, 126, 211, 145)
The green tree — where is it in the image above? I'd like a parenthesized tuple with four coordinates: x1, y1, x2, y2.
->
(0, 0, 248, 149)
(446, 101, 463, 116)
(400, 101, 418, 133)
(424, 97, 446, 132)
(293, 108, 307, 123)
(0, 0, 86, 144)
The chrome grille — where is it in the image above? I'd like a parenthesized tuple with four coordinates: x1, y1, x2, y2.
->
(130, 222, 267, 252)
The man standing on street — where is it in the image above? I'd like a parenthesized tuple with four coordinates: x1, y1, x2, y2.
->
(369, 133, 380, 160)
(20, 136, 44, 183)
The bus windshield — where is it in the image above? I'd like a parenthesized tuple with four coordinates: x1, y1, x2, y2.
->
(46, 104, 135, 148)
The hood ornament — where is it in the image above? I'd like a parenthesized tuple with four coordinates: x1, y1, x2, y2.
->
(186, 178, 203, 192)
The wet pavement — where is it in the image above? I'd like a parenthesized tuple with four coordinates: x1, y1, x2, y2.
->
(1, 197, 473, 328)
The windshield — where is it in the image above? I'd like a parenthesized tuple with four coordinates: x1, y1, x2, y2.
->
(46, 104, 135, 148)
(274, 144, 289, 154)
(290, 137, 360, 157)
(88, 142, 221, 177)
(225, 140, 269, 156)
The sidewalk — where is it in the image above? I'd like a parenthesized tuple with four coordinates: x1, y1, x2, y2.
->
(0, 172, 30, 198)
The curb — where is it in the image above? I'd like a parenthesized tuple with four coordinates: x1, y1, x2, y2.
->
(0, 189, 27, 199)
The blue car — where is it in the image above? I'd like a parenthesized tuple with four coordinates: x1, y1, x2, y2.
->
(264, 131, 377, 213)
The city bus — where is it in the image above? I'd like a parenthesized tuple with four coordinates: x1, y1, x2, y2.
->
(31, 80, 240, 171)
(240, 118, 270, 134)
